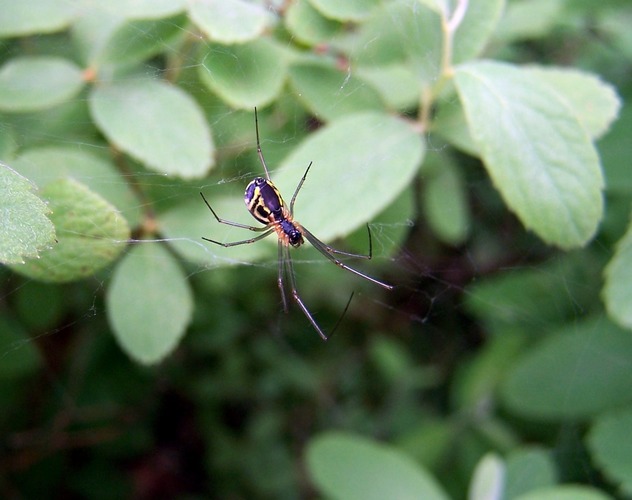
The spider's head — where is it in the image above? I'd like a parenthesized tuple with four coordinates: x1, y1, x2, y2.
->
(288, 227, 303, 247)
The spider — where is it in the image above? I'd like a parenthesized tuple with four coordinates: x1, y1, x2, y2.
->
(200, 108, 393, 340)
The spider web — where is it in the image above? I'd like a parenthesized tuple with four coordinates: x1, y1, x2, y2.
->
(0, 2, 613, 498)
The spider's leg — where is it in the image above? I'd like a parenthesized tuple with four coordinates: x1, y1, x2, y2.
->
(277, 240, 289, 313)
(254, 107, 272, 180)
(200, 192, 268, 232)
(284, 245, 329, 341)
(202, 229, 274, 248)
(302, 227, 393, 290)
(289, 161, 313, 215)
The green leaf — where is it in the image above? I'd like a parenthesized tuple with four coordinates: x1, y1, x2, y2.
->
(349, 2, 442, 82)
(452, 0, 505, 64)
(588, 405, 632, 496)
(468, 453, 505, 500)
(89, 79, 214, 179)
(276, 112, 424, 241)
(432, 98, 479, 156)
(0, 57, 85, 112)
(514, 486, 611, 500)
(504, 448, 556, 500)
(12, 146, 141, 226)
(356, 64, 420, 110)
(422, 152, 470, 245)
(306, 432, 449, 500)
(188, 0, 272, 44)
(288, 60, 386, 121)
(285, 0, 344, 45)
(10, 178, 130, 282)
(97, 14, 188, 66)
(92, 0, 185, 19)
(526, 66, 621, 139)
(106, 243, 193, 365)
(0, 0, 75, 37)
(454, 60, 604, 249)
(198, 38, 288, 109)
(0, 164, 55, 265)
(603, 217, 632, 330)
(308, 0, 380, 21)
(501, 316, 632, 420)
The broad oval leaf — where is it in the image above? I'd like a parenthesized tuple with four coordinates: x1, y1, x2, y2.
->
(501, 316, 632, 420)
(89, 79, 214, 179)
(107, 243, 193, 365)
(198, 38, 288, 109)
(306, 432, 449, 500)
(0, 57, 85, 112)
(188, 0, 272, 44)
(289, 61, 385, 121)
(603, 217, 632, 330)
(0, 164, 55, 264)
(275, 112, 424, 241)
(588, 406, 632, 496)
(454, 60, 604, 249)
(525, 66, 621, 139)
(10, 178, 130, 282)
(0, 0, 75, 37)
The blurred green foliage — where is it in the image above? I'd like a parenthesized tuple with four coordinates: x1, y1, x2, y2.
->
(1, 0, 631, 498)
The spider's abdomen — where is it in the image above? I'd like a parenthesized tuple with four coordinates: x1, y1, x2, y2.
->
(245, 177, 304, 247)
(245, 177, 285, 224)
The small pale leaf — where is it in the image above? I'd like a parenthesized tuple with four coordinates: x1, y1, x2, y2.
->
(454, 60, 604, 249)
(452, 0, 505, 64)
(0, 0, 75, 37)
(89, 79, 213, 179)
(306, 432, 449, 500)
(0, 57, 85, 112)
(107, 243, 193, 365)
(188, 0, 272, 44)
(0, 164, 55, 264)
(308, 0, 380, 21)
(97, 14, 188, 65)
(198, 38, 287, 109)
(289, 61, 385, 121)
(468, 453, 505, 500)
(285, 0, 344, 45)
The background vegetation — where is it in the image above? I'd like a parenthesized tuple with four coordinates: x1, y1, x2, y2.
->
(1, 0, 631, 498)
